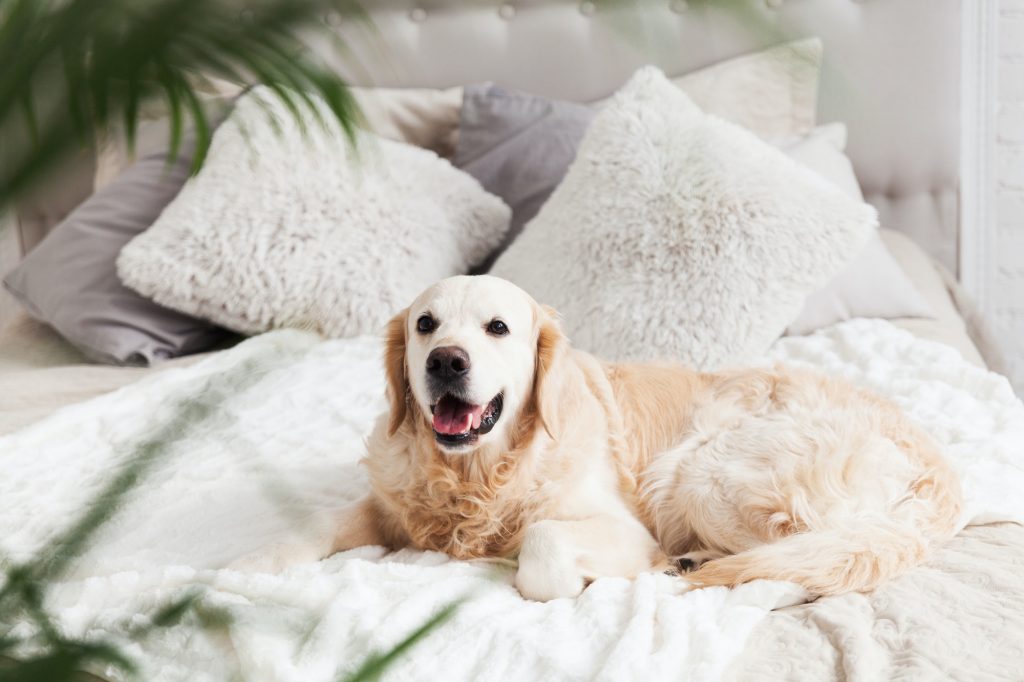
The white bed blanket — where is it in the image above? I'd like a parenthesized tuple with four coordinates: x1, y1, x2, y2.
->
(1, 319, 1022, 681)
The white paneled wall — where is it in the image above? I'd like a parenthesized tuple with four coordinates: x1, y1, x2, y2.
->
(997, 0, 1024, 394)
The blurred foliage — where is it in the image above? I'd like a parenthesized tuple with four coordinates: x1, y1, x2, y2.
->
(0, 0, 786, 211)
(343, 600, 462, 682)
(0, 358, 458, 680)
(0, 362, 259, 680)
(0, 0, 368, 210)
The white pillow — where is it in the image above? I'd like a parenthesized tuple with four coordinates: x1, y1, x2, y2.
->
(490, 67, 877, 369)
(117, 87, 510, 338)
(783, 124, 933, 335)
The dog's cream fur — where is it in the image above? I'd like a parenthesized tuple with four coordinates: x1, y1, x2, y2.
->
(262, 276, 963, 601)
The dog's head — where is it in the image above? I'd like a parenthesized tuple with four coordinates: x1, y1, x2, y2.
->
(384, 275, 566, 454)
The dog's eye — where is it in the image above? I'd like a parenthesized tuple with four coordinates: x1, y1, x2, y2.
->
(486, 319, 509, 336)
(416, 315, 436, 334)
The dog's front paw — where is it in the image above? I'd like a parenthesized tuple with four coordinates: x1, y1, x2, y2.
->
(514, 521, 586, 601)
(514, 561, 585, 601)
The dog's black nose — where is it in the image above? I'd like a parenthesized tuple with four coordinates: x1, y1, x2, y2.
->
(426, 346, 471, 381)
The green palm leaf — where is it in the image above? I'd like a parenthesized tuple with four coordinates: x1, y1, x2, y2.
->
(0, 0, 367, 209)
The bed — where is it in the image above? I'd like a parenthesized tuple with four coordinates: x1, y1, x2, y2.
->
(2, 1, 1023, 681)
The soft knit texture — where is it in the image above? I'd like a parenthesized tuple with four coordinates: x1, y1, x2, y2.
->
(0, 320, 1022, 680)
(117, 87, 511, 339)
(491, 67, 878, 369)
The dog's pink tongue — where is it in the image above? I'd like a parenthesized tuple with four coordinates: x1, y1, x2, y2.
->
(433, 398, 484, 435)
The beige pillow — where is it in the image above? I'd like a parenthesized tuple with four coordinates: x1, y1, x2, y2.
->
(94, 81, 464, 190)
(94, 85, 462, 188)
(594, 37, 822, 141)
(352, 86, 463, 158)
(671, 37, 821, 140)
(94, 74, 242, 190)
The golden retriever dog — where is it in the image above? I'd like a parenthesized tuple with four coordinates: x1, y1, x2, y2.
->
(243, 275, 963, 601)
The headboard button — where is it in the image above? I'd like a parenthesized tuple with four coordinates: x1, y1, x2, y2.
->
(498, 4, 516, 20)
(579, 1, 596, 17)
(409, 7, 427, 23)
(669, 0, 689, 14)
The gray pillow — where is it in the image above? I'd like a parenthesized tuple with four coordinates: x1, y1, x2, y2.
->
(3, 130, 229, 365)
(454, 83, 595, 271)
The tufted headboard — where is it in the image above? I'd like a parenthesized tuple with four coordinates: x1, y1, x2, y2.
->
(314, 0, 963, 272)
(11, 0, 964, 272)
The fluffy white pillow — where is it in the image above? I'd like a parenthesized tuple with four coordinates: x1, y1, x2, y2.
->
(490, 67, 877, 369)
(118, 87, 510, 338)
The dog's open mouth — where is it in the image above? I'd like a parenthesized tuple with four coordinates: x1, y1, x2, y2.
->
(431, 393, 503, 446)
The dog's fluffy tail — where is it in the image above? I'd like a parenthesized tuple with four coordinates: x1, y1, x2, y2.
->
(688, 483, 966, 593)
(687, 450, 963, 596)
(685, 514, 958, 596)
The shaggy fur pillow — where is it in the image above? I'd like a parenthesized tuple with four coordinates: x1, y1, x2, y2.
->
(118, 87, 510, 338)
(490, 67, 877, 369)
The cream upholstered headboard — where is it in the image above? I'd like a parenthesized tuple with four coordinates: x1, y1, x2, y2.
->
(313, 0, 963, 272)
(12, 0, 964, 272)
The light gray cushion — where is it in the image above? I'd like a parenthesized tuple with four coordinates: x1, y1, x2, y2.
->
(2, 131, 228, 365)
(455, 83, 595, 270)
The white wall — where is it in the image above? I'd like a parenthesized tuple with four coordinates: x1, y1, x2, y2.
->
(996, 0, 1024, 394)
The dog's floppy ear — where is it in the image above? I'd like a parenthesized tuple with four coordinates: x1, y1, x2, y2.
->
(384, 308, 410, 437)
(534, 304, 569, 441)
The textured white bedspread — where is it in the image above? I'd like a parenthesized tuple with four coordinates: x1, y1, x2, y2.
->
(1, 320, 1022, 681)
(727, 520, 1024, 680)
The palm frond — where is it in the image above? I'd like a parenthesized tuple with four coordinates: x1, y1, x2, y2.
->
(341, 601, 463, 682)
(0, 0, 369, 209)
